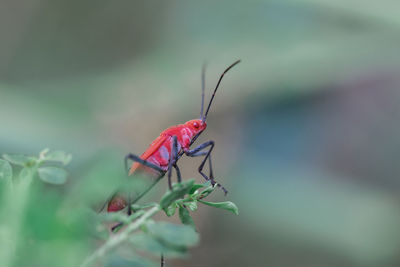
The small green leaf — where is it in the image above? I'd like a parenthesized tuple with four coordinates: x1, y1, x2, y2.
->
(160, 179, 195, 209)
(130, 233, 187, 257)
(198, 184, 216, 199)
(165, 203, 177, 217)
(189, 184, 205, 195)
(3, 154, 36, 167)
(38, 166, 68, 185)
(189, 181, 209, 194)
(145, 221, 199, 247)
(0, 159, 12, 182)
(44, 150, 72, 165)
(185, 201, 197, 212)
(198, 200, 239, 215)
(178, 206, 195, 228)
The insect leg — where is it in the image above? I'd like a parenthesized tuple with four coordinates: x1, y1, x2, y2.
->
(203, 153, 227, 194)
(172, 135, 182, 183)
(109, 175, 164, 232)
(105, 153, 164, 215)
(208, 153, 214, 180)
(167, 135, 181, 189)
(108, 154, 166, 231)
(173, 163, 182, 183)
(185, 141, 228, 195)
(124, 153, 165, 214)
(124, 153, 164, 174)
(185, 141, 213, 184)
(198, 144, 228, 195)
(125, 153, 167, 214)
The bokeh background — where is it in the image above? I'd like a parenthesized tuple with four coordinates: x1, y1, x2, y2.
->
(1, 1, 400, 266)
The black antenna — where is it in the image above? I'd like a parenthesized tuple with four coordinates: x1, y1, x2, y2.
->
(202, 59, 241, 122)
(200, 63, 206, 118)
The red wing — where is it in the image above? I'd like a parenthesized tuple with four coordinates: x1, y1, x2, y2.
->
(128, 134, 168, 175)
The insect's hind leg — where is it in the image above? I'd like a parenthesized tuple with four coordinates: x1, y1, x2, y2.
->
(124, 153, 165, 214)
(185, 141, 228, 195)
(124, 153, 164, 174)
(107, 153, 166, 232)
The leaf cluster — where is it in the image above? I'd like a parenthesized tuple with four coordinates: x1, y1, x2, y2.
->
(160, 179, 239, 228)
(0, 149, 239, 267)
(1, 148, 71, 185)
(0, 149, 75, 267)
(92, 179, 239, 266)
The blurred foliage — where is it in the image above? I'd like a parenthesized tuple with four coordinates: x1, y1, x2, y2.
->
(0, 150, 238, 267)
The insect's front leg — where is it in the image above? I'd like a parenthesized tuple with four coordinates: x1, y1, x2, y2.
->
(173, 163, 182, 183)
(167, 136, 182, 189)
(185, 141, 228, 195)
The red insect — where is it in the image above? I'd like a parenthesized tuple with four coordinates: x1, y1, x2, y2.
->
(107, 60, 241, 214)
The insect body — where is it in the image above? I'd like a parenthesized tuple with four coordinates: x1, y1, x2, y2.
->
(128, 119, 206, 175)
(107, 60, 241, 213)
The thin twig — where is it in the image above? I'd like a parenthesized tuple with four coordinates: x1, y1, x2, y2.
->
(81, 205, 160, 267)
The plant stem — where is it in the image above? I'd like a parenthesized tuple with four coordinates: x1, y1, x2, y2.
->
(81, 205, 161, 267)
(0, 166, 36, 267)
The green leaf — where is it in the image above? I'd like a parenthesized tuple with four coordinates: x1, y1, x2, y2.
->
(160, 179, 195, 209)
(165, 203, 177, 217)
(189, 184, 205, 195)
(145, 221, 199, 247)
(44, 150, 72, 165)
(198, 200, 239, 215)
(130, 233, 187, 258)
(38, 166, 68, 185)
(198, 184, 216, 199)
(3, 154, 36, 167)
(185, 201, 197, 212)
(189, 181, 211, 195)
(0, 159, 12, 183)
(178, 206, 195, 228)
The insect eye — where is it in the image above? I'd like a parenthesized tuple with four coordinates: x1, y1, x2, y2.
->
(193, 122, 199, 128)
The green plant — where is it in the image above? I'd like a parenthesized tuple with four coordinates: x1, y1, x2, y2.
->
(0, 149, 238, 267)
(0, 149, 72, 267)
(83, 179, 238, 266)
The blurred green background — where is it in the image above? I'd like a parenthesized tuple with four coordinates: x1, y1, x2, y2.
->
(1, 0, 400, 266)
